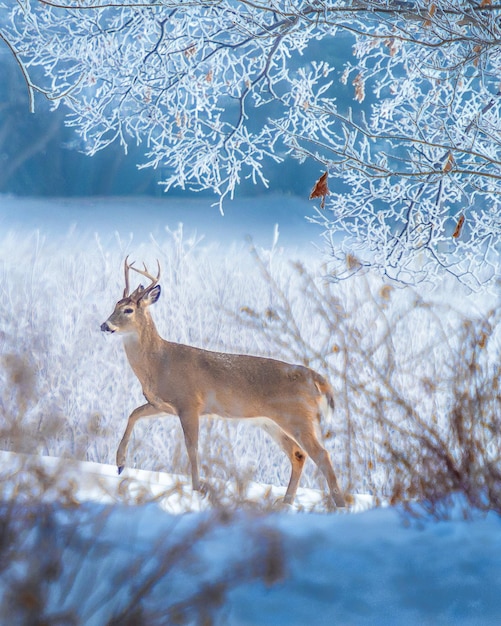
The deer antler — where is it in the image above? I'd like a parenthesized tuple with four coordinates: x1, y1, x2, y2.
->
(130, 260, 161, 294)
(123, 255, 136, 299)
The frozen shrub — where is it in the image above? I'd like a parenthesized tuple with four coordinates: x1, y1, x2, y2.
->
(237, 246, 501, 515)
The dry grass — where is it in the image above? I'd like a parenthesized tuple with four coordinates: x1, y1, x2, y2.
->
(0, 497, 285, 625)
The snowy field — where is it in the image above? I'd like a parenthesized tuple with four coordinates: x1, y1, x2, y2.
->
(1, 194, 501, 624)
(0, 193, 323, 249)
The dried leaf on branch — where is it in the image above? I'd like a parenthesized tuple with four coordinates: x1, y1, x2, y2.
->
(309, 172, 330, 209)
(452, 214, 465, 239)
(352, 73, 366, 103)
(443, 151, 455, 173)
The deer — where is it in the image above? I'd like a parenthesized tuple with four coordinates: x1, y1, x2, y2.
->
(100, 258, 346, 508)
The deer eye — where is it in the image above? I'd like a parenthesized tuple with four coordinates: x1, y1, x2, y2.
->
(123, 307, 134, 315)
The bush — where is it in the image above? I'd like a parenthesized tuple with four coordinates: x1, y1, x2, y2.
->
(237, 245, 501, 515)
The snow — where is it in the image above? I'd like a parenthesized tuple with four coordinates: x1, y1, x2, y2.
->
(0, 449, 374, 515)
(1, 194, 500, 624)
(2, 450, 501, 625)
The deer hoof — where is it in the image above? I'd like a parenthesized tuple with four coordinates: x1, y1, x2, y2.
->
(117, 465, 125, 475)
(197, 480, 210, 497)
(273, 497, 294, 511)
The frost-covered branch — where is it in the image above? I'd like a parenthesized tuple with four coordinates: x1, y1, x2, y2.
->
(0, 28, 37, 112)
(2, 0, 500, 285)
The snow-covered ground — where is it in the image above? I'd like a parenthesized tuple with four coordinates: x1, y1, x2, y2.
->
(2, 453, 501, 625)
(0, 449, 374, 514)
(1, 194, 500, 624)
(1, 449, 501, 625)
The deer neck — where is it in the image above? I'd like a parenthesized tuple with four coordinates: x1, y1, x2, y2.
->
(122, 312, 163, 381)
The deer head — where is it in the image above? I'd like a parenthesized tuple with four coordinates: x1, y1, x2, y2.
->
(100, 257, 161, 334)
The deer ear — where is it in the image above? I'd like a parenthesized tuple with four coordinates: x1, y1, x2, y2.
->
(139, 284, 161, 306)
(130, 284, 145, 300)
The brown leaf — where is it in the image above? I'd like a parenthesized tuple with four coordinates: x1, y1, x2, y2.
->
(385, 38, 398, 57)
(478, 331, 488, 349)
(452, 214, 465, 239)
(346, 254, 361, 271)
(443, 151, 455, 173)
(309, 172, 330, 209)
(473, 44, 482, 67)
(353, 73, 365, 103)
(379, 285, 393, 301)
(184, 45, 197, 59)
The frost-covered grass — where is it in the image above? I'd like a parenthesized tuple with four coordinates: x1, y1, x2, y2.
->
(234, 247, 501, 510)
(0, 225, 332, 497)
(0, 206, 500, 511)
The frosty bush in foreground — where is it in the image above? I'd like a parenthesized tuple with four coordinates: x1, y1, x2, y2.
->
(0, 499, 285, 624)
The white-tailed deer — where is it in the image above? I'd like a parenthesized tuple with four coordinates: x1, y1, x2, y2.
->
(100, 258, 346, 507)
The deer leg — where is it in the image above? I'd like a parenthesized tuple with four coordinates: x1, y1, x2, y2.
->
(178, 410, 201, 491)
(300, 432, 345, 508)
(278, 435, 307, 505)
(282, 418, 346, 508)
(117, 403, 160, 474)
(260, 420, 307, 505)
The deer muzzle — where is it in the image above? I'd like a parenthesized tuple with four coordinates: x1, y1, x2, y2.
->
(100, 321, 115, 333)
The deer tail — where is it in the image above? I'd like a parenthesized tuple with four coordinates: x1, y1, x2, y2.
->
(314, 373, 335, 412)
